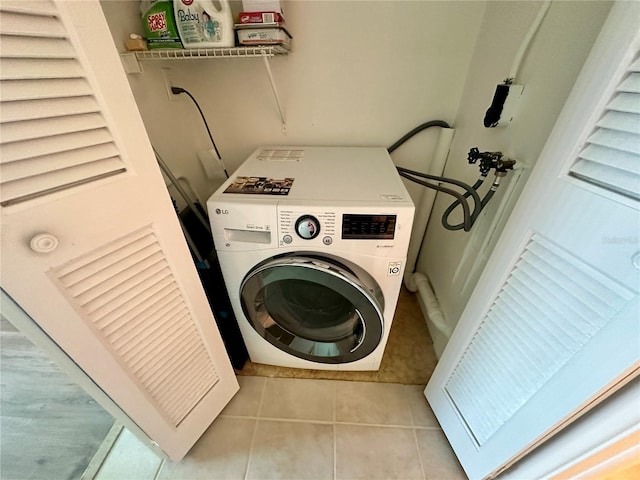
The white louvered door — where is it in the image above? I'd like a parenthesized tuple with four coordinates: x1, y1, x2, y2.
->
(426, 2, 640, 479)
(0, 0, 238, 461)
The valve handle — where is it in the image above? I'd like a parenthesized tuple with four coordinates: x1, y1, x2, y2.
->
(467, 147, 481, 164)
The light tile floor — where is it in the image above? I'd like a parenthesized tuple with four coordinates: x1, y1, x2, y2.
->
(94, 376, 467, 480)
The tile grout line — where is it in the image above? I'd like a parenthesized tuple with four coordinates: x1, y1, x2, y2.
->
(220, 413, 441, 430)
(333, 381, 337, 480)
(333, 423, 338, 480)
(151, 458, 165, 480)
(413, 427, 427, 480)
(406, 384, 428, 480)
(243, 377, 268, 480)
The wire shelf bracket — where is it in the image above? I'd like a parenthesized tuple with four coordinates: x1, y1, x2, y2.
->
(120, 46, 289, 131)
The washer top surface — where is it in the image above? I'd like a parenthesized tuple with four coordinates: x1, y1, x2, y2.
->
(212, 146, 411, 205)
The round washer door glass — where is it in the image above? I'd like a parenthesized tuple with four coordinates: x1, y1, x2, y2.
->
(240, 256, 384, 364)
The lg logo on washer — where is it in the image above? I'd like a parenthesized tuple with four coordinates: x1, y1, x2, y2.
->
(388, 261, 402, 276)
(215, 208, 229, 215)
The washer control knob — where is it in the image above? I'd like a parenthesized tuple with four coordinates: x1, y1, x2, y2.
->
(295, 215, 320, 240)
(283, 234, 293, 244)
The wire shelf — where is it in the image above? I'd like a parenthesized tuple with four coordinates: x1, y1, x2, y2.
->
(131, 45, 289, 60)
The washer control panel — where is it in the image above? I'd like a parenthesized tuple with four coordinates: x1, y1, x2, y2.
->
(279, 210, 337, 246)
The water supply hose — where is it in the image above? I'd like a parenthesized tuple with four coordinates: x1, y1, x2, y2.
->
(388, 121, 515, 232)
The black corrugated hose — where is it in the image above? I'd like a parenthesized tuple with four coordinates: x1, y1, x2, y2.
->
(388, 120, 496, 232)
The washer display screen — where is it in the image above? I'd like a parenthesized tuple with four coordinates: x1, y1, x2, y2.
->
(342, 214, 396, 240)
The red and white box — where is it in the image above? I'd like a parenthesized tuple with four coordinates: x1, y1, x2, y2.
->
(238, 11, 285, 25)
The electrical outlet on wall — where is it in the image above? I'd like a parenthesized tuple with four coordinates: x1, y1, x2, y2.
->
(161, 67, 178, 101)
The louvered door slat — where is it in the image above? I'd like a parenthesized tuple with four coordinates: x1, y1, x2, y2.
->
(569, 49, 640, 201)
(52, 228, 220, 428)
(0, 58, 84, 80)
(149, 343, 205, 394)
(76, 260, 168, 310)
(447, 365, 491, 436)
(0, 1, 57, 17)
(578, 144, 640, 174)
(494, 298, 565, 363)
(2, 129, 113, 163)
(133, 334, 200, 382)
(597, 111, 639, 134)
(85, 268, 173, 316)
(68, 249, 164, 298)
(108, 298, 185, 348)
(1, 157, 125, 206)
(1, 112, 105, 144)
(165, 373, 216, 418)
(1, 143, 119, 185)
(0, 1, 127, 207)
(2, 78, 93, 102)
(132, 333, 199, 382)
(0, 96, 100, 123)
(0, 10, 65, 37)
(528, 236, 635, 308)
(111, 305, 187, 352)
(484, 314, 542, 390)
(57, 231, 157, 285)
(588, 128, 640, 155)
(120, 312, 190, 364)
(99, 288, 181, 335)
(609, 92, 640, 114)
(444, 234, 635, 446)
(94, 277, 176, 329)
(491, 306, 550, 376)
(163, 369, 215, 422)
(517, 256, 613, 320)
(570, 162, 639, 200)
(477, 325, 533, 402)
(0, 35, 75, 59)
(528, 236, 635, 299)
(133, 334, 201, 383)
(157, 353, 213, 409)
(448, 355, 499, 438)
(619, 72, 640, 92)
(506, 277, 584, 351)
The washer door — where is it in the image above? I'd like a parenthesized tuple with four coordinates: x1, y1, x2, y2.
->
(240, 255, 385, 364)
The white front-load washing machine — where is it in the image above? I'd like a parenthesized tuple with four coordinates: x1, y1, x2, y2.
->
(207, 146, 414, 371)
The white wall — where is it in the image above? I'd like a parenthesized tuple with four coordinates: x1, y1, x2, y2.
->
(100, 0, 485, 207)
(418, 0, 612, 331)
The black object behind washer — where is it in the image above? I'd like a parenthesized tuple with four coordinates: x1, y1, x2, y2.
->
(181, 204, 249, 370)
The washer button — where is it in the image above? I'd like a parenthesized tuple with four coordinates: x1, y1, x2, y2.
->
(283, 234, 293, 244)
(322, 236, 333, 245)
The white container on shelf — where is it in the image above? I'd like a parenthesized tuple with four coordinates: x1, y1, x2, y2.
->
(174, 0, 234, 48)
(241, 0, 284, 15)
(236, 24, 291, 49)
